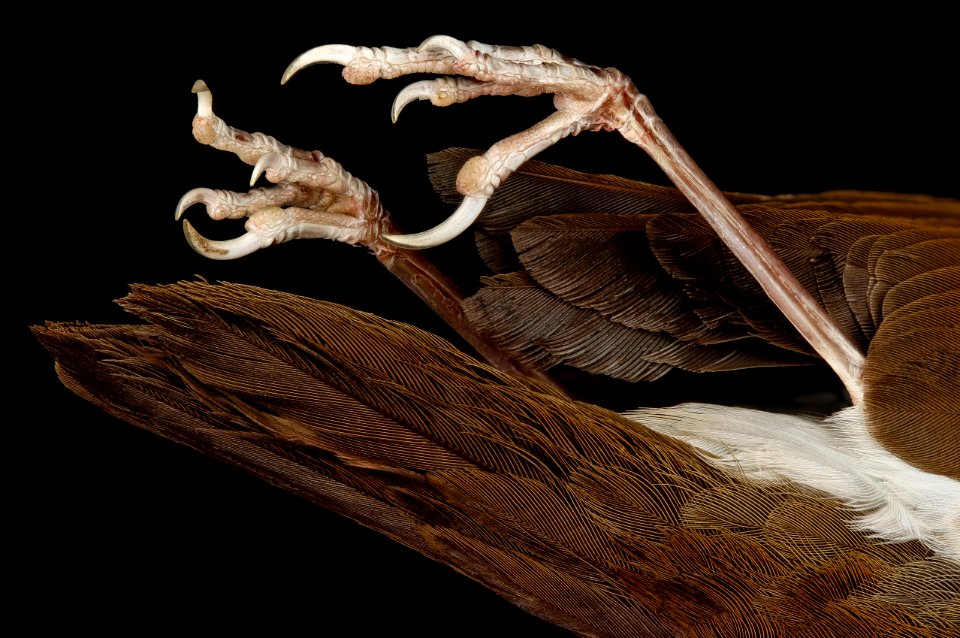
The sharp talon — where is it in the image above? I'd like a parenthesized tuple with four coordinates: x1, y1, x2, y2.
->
(416, 35, 470, 58)
(182, 219, 263, 260)
(250, 152, 287, 187)
(175, 187, 217, 221)
(250, 154, 271, 187)
(381, 195, 487, 249)
(391, 81, 435, 123)
(282, 44, 357, 85)
(192, 79, 213, 117)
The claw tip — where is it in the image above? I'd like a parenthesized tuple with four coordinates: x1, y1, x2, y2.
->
(391, 81, 435, 124)
(175, 193, 192, 221)
(282, 44, 357, 85)
(181, 219, 230, 259)
(381, 195, 487, 249)
(250, 155, 271, 187)
(182, 219, 263, 260)
(182, 219, 223, 255)
(176, 187, 215, 221)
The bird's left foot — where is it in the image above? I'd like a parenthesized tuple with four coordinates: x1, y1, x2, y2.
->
(176, 80, 387, 260)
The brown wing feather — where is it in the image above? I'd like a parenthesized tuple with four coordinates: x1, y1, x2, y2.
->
(863, 290, 960, 479)
(428, 151, 960, 377)
(464, 271, 789, 383)
(429, 150, 960, 473)
(34, 281, 959, 637)
(867, 231, 960, 326)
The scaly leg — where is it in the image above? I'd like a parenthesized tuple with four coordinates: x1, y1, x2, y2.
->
(281, 36, 865, 402)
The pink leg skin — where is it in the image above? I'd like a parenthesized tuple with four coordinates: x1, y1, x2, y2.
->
(282, 36, 865, 403)
(176, 81, 555, 387)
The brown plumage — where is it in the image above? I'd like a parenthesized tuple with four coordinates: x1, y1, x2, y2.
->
(36, 132, 960, 633)
(30, 30, 960, 637)
(430, 149, 960, 479)
(34, 280, 960, 637)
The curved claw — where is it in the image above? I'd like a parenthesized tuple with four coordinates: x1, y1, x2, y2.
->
(175, 187, 218, 221)
(182, 219, 264, 260)
(281, 44, 358, 85)
(250, 152, 278, 187)
(191, 79, 213, 117)
(417, 35, 471, 58)
(381, 195, 486, 249)
(391, 81, 435, 123)
(250, 152, 292, 187)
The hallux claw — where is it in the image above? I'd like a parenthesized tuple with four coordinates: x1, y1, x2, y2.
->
(381, 195, 487, 249)
(281, 45, 358, 85)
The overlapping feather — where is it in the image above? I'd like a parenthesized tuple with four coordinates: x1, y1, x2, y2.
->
(35, 281, 959, 637)
(429, 149, 960, 478)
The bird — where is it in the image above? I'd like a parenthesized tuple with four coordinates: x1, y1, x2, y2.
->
(32, 34, 959, 637)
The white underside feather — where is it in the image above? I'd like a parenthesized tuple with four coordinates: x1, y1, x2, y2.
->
(624, 403, 960, 560)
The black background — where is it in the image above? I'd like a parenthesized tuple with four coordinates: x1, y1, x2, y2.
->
(18, 15, 957, 635)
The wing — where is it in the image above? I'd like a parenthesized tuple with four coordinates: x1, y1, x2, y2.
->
(428, 149, 960, 479)
(34, 281, 959, 637)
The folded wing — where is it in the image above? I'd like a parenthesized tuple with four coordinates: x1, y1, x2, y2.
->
(429, 149, 960, 478)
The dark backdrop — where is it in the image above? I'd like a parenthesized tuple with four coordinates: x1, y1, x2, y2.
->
(18, 16, 957, 636)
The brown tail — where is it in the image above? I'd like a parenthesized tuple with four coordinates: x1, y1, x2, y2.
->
(35, 280, 958, 637)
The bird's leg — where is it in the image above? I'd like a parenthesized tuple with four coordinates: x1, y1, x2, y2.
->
(283, 36, 866, 402)
(176, 80, 557, 387)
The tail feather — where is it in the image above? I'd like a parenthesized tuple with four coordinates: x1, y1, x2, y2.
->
(34, 280, 958, 637)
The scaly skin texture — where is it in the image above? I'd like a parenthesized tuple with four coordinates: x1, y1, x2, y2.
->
(186, 36, 865, 402)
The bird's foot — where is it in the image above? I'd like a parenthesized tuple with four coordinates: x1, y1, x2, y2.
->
(281, 35, 865, 400)
(178, 37, 863, 401)
(283, 36, 646, 249)
(176, 80, 386, 260)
